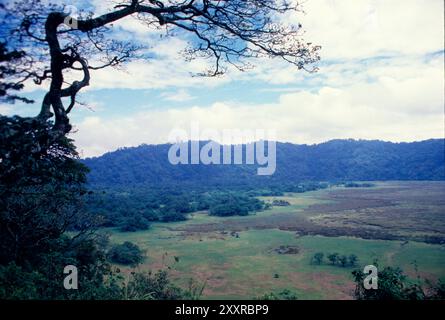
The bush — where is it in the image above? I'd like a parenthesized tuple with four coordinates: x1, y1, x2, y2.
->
(160, 210, 188, 222)
(352, 263, 445, 300)
(258, 289, 298, 300)
(107, 242, 144, 266)
(313, 252, 359, 268)
(119, 215, 150, 232)
(327, 253, 339, 265)
(349, 254, 358, 266)
(208, 193, 265, 217)
(311, 252, 324, 265)
(339, 255, 348, 267)
(123, 270, 184, 300)
(272, 200, 291, 206)
(344, 182, 374, 188)
(209, 203, 249, 216)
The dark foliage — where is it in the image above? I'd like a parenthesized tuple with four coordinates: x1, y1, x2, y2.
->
(0, 0, 320, 299)
(311, 252, 324, 265)
(272, 199, 291, 206)
(0, 115, 117, 299)
(85, 188, 270, 229)
(75, 138, 445, 234)
(208, 193, 265, 217)
(0, 116, 90, 265)
(121, 270, 185, 300)
(258, 289, 298, 300)
(119, 215, 151, 232)
(352, 263, 445, 300)
(0, 116, 185, 300)
(344, 182, 374, 188)
(83, 140, 445, 189)
(107, 241, 144, 266)
(314, 252, 358, 268)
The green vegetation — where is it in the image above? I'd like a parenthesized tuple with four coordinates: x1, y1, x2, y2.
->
(0, 116, 194, 300)
(328, 253, 339, 265)
(0, 116, 110, 299)
(317, 252, 358, 268)
(208, 193, 266, 217)
(352, 263, 445, 300)
(107, 242, 144, 266)
(258, 289, 298, 300)
(1, 0, 445, 302)
(85, 189, 276, 231)
(107, 207, 445, 299)
(84, 189, 195, 230)
(119, 215, 151, 232)
(1, 114, 444, 300)
(120, 270, 184, 300)
(83, 140, 445, 188)
(312, 252, 324, 265)
(272, 199, 291, 206)
(343, 182, 374, 188)
(349, 254, 358, 267)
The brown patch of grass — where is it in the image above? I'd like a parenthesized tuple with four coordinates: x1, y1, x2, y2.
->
(174, 182, 445, 244)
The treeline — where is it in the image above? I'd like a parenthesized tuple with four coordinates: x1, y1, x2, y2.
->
(343, 182, 374, 188)
(311, 252, 359, 268)
(208, 193, 266, 216)
(83, 139, 445, 188)
(84, 187, 300, 232)
(82, 182, 332, 232)
(85, 189, 197, 232)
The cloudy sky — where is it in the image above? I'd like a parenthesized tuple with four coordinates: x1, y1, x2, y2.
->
(2, 0, 444, 158)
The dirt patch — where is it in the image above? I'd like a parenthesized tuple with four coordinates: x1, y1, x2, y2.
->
(285, 271, 354, 299)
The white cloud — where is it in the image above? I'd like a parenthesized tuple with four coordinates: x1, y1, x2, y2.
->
(161, 89, 195, 102)
(15, 0, 443, 93)
(0, 104, 13, 114)
(291, 0, 444, 60)
(5, 0, 443, 157)
(84, 36, 231, 90)
(72, 53, 444, 157)
(79, 0, 445, 89)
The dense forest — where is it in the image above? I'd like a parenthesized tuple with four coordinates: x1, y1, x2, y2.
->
(84, 188, 289, 231)
(83, 139, 445, 189)
(81, 139, 444, 232)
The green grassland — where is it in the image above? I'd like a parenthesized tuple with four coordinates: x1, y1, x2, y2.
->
(106, 182, 445, 300)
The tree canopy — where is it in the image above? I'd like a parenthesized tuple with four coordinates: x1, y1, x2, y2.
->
(2, 0, 320, 137)
(0, 0, 320, 300)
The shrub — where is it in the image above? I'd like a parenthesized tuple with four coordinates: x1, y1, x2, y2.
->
(107, 242, 144, 266)
(123, 270, 183, 300)
(258, 289, 298, 300)
(272, 200, 291, 206)
(312, 252, 324, 265)
(160, 210, 188, 222)
(119, 215, 150, 232)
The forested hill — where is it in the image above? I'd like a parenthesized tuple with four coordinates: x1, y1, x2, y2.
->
(82, 139, 445, 188)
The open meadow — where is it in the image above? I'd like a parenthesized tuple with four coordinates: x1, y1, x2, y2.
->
(107, 181, 445, 299)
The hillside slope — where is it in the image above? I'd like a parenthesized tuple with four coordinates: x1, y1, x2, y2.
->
(82, 139, 445, 188)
